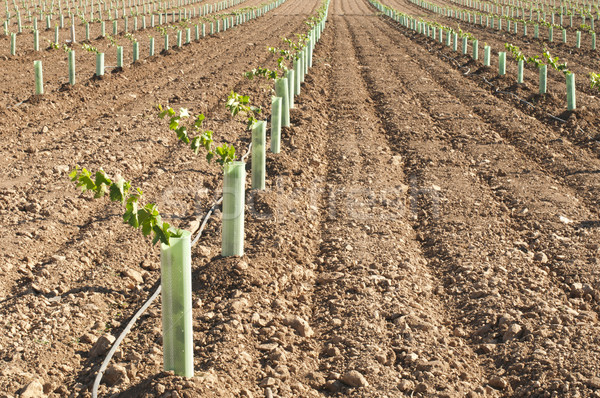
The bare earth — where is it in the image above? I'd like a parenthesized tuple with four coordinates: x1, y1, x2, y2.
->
(1, 0, 600, 397)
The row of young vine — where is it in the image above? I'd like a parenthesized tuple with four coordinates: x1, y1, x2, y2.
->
(369, 0, 600, 105)
(408, 0, 598, 51)
(69, 0, 332, 393)
(30, 0, 284, 94)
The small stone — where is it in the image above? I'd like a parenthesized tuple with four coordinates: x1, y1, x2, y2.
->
(54, 165, 70, 175)
(398, 379, 414, 391)
(283, 315, 314, 338)
(230, 298, 248, 313)
(103, 364, 129, 386)
(503, 324, 522, 342)
(197, 245, 211, 257)
(20, 380, 44, 398)
(92, 320, 105, 330)
(479, 344, 495, 354)
(240, 389, 253, 398)
(415, 383, 429, 393)
(80, 333, 97, 344)
(571, 283, 584, 296)
(124, 269, 144, 284)
(155, 384, 166, 394)
(89, 334, 116, 357)
(405, 352, 419, 362)
(258, 343, 278, 352)
(51, 255, 66, 263)
(453, 327, 467, 337)
(341, 370, 369, 388)
(489, 376, 508, 390)
(41, 126, 49, 134)
(534, 252, 548, 263)
(259, 377, 277, 388)
(375, 352, 387, 365)
(235, 261, 249, 271)
(391, 155, 403, 166)
(587, 376, 600, 389)
(324, 380, 344, 393)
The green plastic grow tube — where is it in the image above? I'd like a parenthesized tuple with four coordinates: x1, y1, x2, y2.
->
(484, 45, 491, 66)
(498, 52, 506, 75)
(539, 64, 547, 94)
(517, 59, 524, 83)
(275, 77, 290, 127)
(286, 68, 295, 109)
(68, 50, 75, 85)
(566, 72, 576, 110)
(34, 60, 43, 95)
(96, 53, 104, 76)
(160, 230, 194, 377)
(271, 96, 282, 154)
(117, 46, 123, 68)
(251, 121, 266, 190)
(222, 161, 246, 257)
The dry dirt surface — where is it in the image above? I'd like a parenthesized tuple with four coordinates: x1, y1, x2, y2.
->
(1, 0, 600, 397)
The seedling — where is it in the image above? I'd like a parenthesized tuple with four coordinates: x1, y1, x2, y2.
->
(106, 34, 118, 47)
(591, 72, 600, 91)
(69, 167, 183, 246)
(245, 66, 278, 80)
(526, 54, 544, 67)
(158, 106, 236, 166)
(81, 42, 100, 54)
(505, 43, 526, 61)
(543, 49, 569, 74)
(124, 32, 137, 42)
(225, 91, 261, 130)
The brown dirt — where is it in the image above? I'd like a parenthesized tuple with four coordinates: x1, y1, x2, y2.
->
(1, 0, 600, 397)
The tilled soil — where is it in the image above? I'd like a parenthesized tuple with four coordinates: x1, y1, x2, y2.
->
(1, 0, 600, 397)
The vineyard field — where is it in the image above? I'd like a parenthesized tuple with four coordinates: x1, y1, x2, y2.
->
(1, 0, 600, 397)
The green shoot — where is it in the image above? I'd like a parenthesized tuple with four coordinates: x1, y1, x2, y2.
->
(245, 66, 278, 80)
(543, 49, 569, 74)
(69, 167, 183, 246)
(81, 42, 100, 54)
(505, 43, 526, 61)
(158, 105, 237, 166)
(591, 72, 600, 91)
(225, 91, 261, 130)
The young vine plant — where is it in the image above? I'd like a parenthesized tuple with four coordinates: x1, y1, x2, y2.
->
(542, 49, 569, 75)
(69, 167, 183, 246)
(225, 91, 262, 131)
(158, 105, 236, 165)
(591, 73, 600, 91)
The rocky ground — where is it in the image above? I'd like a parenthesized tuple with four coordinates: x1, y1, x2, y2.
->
(1, 0, 600, 397)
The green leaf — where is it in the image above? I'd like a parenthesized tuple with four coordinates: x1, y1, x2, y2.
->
(179, 108, 190, 118)
(93, 171, 112, 198)
(152, 221, 171, 245)
(110, 178, 125, 203)
(78, 173, 95, 191)
(194, 114, 205, 128)
(123, 199, 140, 228)
(175, 126, 189, 144)
(69, 166, 80, 181)
(190, 136, 201, 155)
(169, 117, 180, 131)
